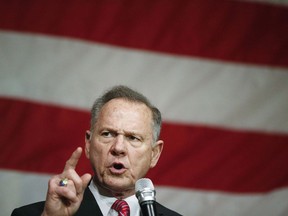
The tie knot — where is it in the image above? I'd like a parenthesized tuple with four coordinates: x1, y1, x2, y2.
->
(112, 199, 130, 216)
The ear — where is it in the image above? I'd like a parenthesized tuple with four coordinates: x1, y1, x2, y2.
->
(150, 140, 164, 168)
(85, 130, 91, 159)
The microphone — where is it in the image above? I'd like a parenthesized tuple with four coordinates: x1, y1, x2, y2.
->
(135, 178, 157, 216)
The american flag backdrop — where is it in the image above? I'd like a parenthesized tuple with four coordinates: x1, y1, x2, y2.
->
(0, 0, 288, 215)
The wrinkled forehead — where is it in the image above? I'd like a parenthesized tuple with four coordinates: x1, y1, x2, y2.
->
(98, 98, 154, 127)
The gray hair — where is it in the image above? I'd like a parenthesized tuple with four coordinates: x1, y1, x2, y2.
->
(90, 85, 162, 142)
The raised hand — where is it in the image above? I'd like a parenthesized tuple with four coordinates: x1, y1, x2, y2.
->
(41, 147, 91, 216)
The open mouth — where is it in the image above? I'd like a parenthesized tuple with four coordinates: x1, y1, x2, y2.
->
(113, 163, 124, 170)
(110, 162, 126, 174)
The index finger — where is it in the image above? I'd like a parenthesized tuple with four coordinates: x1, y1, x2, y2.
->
(63, 147, 83, 171)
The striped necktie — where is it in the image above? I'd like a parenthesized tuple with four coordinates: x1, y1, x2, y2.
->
(111, 199, 130, 216)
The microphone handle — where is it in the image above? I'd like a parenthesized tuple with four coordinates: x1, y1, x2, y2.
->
(140, 200, 157, 216)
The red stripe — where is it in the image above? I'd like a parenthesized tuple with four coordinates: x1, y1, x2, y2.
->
(0, 97, 90, 174)
(0, 0, 287, 67)
(1, 97, 288, 193)
(150, 123, 288, 193)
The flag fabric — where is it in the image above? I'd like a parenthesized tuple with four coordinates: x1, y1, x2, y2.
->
(1, 0, 288, 215)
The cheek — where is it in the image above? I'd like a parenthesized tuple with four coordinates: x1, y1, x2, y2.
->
(129, 149, 152, 172)
(89, 143, 107, 164)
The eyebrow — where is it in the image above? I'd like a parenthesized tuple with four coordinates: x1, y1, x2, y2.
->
(100, 127, 144, 138)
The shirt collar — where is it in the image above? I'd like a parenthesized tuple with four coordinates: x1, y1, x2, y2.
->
(88, 180, 140, 216)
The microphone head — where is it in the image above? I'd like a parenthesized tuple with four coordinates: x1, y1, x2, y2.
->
(135, 178, 154, 191)
(135, 178, 156, 203)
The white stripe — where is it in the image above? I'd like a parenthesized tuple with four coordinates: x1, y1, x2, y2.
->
(0, 170, 50, 216)
(156, 186, 288, 216)
(242, 0, 288, 6)
(1, 170, 288, 216)
(1, 31, 288, 133)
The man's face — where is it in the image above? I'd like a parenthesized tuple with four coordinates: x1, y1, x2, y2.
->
(85, 98, 163, 197)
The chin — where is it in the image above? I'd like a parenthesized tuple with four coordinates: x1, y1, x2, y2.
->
(104, 176, 134, 192)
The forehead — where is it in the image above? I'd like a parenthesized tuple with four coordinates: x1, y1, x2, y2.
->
(97, 98, 153, 129)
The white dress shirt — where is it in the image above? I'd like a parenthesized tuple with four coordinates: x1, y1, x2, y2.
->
(88, 181, 140, 216)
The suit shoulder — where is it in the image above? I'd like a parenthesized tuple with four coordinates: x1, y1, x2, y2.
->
(11, 201, 45, 216)
(156, 202, 183, 216)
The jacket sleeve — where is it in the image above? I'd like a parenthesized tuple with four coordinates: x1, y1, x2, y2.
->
(11, 201, 45, 216)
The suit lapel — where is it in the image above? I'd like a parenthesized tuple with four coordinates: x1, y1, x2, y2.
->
(75, 187, 103, 216)
(74, 187, 176, 216)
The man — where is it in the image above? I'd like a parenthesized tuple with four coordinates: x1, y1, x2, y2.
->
(12, 85, 182, 216)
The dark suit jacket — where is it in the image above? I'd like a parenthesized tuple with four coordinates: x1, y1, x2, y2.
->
(11, 187, 182, 216)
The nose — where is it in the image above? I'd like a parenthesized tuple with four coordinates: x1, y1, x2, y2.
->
(111, 134, 127, 156)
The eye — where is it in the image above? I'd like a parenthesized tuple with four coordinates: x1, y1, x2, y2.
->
(127, 135, 141, 142)
(101, 131, 114, 138)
